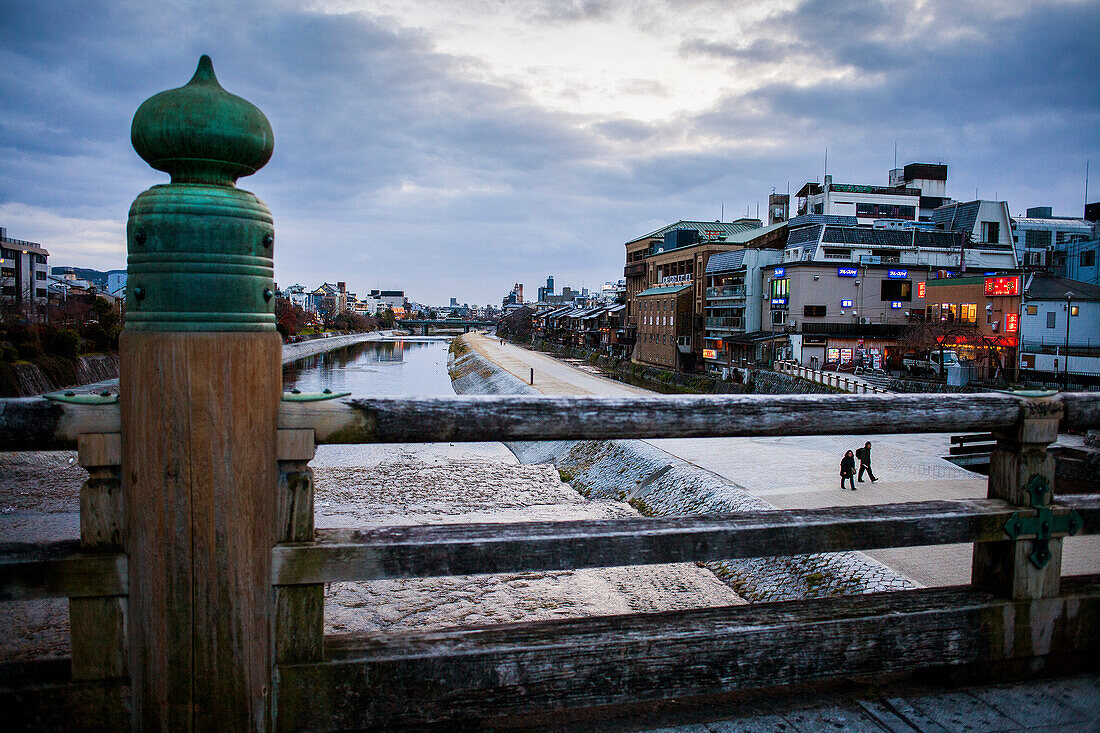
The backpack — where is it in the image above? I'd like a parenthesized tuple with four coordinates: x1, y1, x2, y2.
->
(856, 447, 866, 462)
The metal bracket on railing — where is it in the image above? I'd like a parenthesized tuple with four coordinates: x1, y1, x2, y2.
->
(1003, 475, 1083, 569)
(43, 391, 119, 405)
(281, 389, 351, 402)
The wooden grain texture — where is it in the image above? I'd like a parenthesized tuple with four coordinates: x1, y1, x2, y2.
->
(277, 428, 315, 462)
(70, 437, 127, 681)
(273, 576, 1100, 730)
(277, 392, 1100, 445)
(0, 541, 126, 600)
(973, 406, 1063, 601)
(271, 497, 1100, 584)
(3, 391, 1099, 451)
(0, 397, 119, 450)
(122, 331, 280, 732)
(273, 460, 323, 666)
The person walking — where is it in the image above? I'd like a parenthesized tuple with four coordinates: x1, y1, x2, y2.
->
(857, 441, 878, 483)
(840, 449, 856, 491)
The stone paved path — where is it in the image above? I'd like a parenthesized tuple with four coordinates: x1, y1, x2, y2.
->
(466, 334, 1100, 587)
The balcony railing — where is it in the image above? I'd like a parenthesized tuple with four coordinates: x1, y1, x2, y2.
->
(706, 285, 745, 298)
(705, 317, 745, 329)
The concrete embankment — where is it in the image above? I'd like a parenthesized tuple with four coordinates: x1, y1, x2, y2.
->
(0, 353, 120, 398)
(282, 331, 396, 364)
(449, 335, 917, 601)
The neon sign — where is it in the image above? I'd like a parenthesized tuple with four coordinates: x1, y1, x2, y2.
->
(837, 267, 858, 277)
(1005, 313, 1019, 332)
(773, 267, 785, 277)
(841, 299, 853, 308)
(984, 276, 1020, 296)
(887, 269, 908, 279)
(917, 282, 926, 298)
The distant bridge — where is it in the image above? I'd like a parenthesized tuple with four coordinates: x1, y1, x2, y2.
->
(396, 319, 497, 335)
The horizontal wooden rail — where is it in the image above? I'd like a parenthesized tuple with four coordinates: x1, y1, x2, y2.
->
(278, 392, 1100, 444)
(4, 392, 1100, 449)
(274, 575, 1100, 729)
(271, 495, 1100, 585)
(0, 541, 127, 601)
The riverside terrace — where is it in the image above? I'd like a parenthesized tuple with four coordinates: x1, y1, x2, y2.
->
(2, 57, 1100, 731)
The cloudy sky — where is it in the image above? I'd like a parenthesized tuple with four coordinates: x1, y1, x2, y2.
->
(1, 0, 1097, 306)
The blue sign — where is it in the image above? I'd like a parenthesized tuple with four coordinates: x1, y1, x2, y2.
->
(773, 267, 785, 278)
(837, 267, 858, 277)
(887, 269, 909, 279)
(890, 301, 903, 309)
(841, 299, 853, 308)
(771, 298, 788, 306)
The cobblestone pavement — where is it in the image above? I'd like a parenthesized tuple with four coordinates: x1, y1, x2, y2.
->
(466, 334, 1100, 588)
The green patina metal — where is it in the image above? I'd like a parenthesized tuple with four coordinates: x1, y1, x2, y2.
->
(44, 391, 119, 405)
(281, 389, 352, 402)
(1003, 475, 1083, 569)
(125, 55, 276, 331)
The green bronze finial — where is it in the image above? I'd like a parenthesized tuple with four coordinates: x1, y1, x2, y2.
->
(131, 55, 273, 185)
(125, 56, 276, 332)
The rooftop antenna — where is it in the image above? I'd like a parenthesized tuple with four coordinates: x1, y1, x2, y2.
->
(721, 202, 724, 221)
(893, 140, 897, 170)
(824, 147, 828, 180)
(756, 201, 760, 220)
(1086, 160, 1090, 212)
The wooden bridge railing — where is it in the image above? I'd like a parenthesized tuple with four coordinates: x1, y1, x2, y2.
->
(3, 58, 1099, 731)
(2, 390, 1099, 729)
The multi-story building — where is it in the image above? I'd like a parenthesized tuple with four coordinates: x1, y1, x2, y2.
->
(931, 200, 1018, 267)
(701, 247, 783, 371)
(796, 175, 921, 225)
(1010, 206, 1094, 270)
(502, 282, 524, 307)
(924, 273, 1024, 380)
(888, 163, 950, 221)
(1016, 274, 1100, 382)
(634, 284, 693, 370)
(623, 218, 763, 368)
(779, 214, 1011, 269)
(0, 227, 50, 307)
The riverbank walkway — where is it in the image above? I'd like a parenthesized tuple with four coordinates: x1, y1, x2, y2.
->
(465, 333, 1100, 587)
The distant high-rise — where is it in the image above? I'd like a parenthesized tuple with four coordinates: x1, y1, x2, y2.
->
(547, 275, 554, 294)
(450, 297, 458, 307)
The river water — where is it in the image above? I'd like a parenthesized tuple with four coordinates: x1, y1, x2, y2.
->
(282, 336, 456, 396)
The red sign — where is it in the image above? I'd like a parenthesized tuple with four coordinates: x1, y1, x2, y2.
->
(702, 349, 718, 359)
(917, 281, 926, 299)
(1005, 313, 1019, 332)
(984, 276, 1020, 296)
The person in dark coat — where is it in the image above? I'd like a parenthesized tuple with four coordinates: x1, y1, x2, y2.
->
(840, 450, 856, 491)
(857, 441, 878, 483)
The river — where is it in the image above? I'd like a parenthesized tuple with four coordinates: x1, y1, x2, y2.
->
(282, 336, 456, 396)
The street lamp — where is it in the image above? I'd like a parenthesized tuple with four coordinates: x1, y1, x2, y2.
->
(1064, 292, 1073, 390)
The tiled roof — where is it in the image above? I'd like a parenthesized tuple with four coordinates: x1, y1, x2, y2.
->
(787, 214, 859, 228)
(636, 284, 692, 297)
(1025, 273, 1100, 301)
(932, 201, 981, 233)
(721, 220, 787, 244)
(705, 250, 746, 273)
(821, 227, 965, 249)
(632, 220, 761, 242)
(787, 225, 822, 247)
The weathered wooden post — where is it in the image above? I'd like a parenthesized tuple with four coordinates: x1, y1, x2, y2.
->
(122, 56, 280, 730)
(972, 394, 1080, 601)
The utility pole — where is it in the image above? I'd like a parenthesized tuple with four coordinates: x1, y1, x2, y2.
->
(1064, 292, 1073, 390)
